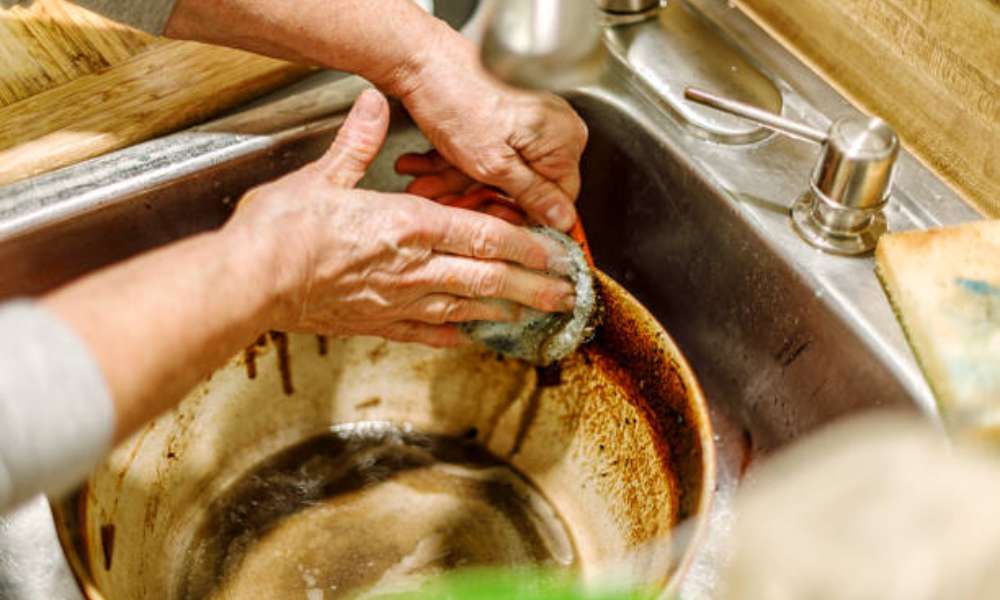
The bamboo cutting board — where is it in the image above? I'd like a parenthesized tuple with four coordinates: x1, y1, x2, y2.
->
(734, 0, 1000, 219)
(0, 0, 312, 185)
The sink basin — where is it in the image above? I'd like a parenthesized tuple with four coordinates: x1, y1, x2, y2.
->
(0, 1, 981, 597)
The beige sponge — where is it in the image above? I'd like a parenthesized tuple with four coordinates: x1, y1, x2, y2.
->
(875, 221, 1000, 430)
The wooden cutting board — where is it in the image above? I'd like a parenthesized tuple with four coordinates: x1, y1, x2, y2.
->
(734, 0, 1000, 219)
(0, 0, 312, 185)
(876, 221, 1000, 435)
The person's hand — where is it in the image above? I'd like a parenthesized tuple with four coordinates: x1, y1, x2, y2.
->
(225, 90, 576, 347)
(393, 35, 588, 232)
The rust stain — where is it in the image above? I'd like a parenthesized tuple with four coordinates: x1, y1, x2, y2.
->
(269, 331, 294, 395)
(591, 273, 704, 524)
(243, 334, 267, 379)
(367, 340, 389, 363)
(317, 334, 328, 356)
(355, 396, 381, 410)
(535, 363, 563, 388)
(99, 524, 115, 570)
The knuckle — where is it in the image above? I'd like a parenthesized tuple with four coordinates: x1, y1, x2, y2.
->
(473, 151, 513, 182)
(470, 224, 503, 259)
(441, 299, 468, 323)
(574, 116, 589, 146)
(474, 266, 506, 298)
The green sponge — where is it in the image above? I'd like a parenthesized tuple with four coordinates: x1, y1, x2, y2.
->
(461, 227, 599, 365)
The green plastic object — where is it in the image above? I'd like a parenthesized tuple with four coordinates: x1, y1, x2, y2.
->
(383, 569, 647, 600)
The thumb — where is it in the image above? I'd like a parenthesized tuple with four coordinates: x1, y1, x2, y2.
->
(316, 88, 390, 188)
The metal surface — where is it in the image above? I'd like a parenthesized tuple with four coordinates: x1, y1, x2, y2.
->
(482, 0, 783, 142)
(56, 271, 714, 599)
(684, 86, 825, 143)
(598, 0, 664, 13)
(602, 1, 782, 143)
(0, 0, 983, 598)
(684, 86, 899, 254)
(480, 0, 609, 91)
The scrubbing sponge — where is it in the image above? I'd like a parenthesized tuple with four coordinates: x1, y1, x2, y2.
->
(461, 227, 600, 365)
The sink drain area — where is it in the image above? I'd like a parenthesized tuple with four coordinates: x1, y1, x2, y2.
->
(177, 422, 576, 599)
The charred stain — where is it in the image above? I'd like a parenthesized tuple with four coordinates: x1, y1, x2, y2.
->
(509, 384, 544, 458)
(535, 363, 562, 388)
(268, 331, 294, 395)
(100, 524, 115, 571)
(367, 340, 389, 363)
(739, 428, 754, 478)
(179, 426, 574, 599)
(354, 397, 381, 410)
(590, 274, 704, 524)
(243, 334, 267, 379)
(776, 336, 812, 368)
(317, 335, 328, 356)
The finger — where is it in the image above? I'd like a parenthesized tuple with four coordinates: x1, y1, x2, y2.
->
(482, 202, 527, 225)
(418, 255, 576, 313)
(314, 89, 390, 188)
(428, 203, 572, 275)
(404, 294, 520, 324)
(394, 150, 450, 175)
(376, 321, 467, 348)
(436, 194, 461, 207)
(404, 169, 475, 198)
(476, 152, 578, 231)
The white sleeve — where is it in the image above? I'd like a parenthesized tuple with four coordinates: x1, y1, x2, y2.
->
(0, 301, 115, 512)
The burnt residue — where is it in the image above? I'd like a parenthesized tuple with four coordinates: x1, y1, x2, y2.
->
(178, 425, 574, 599)
(589, 272, 707, 525)
(535, 363, 563, 388)
(509, 383, 545, 459)
(268, 331, 294, 395)
(739, 428, 754, 478)
(317, 335, 328, 356)
(354, 397, 381, 410)
(243, 334, 267, 379)
(100, 524, 115, 571)
(776, 335, 812, 368)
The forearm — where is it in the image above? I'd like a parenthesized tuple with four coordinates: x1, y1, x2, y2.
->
(41, 227, 278, 443)
(163, 0, 469, 97)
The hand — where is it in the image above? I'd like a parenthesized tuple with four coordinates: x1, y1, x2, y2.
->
(226, 90, 576, 347)
(395, 35, 588, 232)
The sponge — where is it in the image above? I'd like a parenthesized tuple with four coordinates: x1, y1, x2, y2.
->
(461, 227, 600, 365)
(875, 220, 1000, 432)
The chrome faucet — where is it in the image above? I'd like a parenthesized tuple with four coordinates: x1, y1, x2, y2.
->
(480, 0, 664, 90)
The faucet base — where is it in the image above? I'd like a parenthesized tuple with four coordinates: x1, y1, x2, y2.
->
(791, 191, 887, 256)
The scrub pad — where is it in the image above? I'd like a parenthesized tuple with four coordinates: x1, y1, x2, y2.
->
(462, 227, 599, 365)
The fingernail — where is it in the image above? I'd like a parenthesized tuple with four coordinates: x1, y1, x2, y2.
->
(545, 203, 575, 231)
(355, 89, 384, 120)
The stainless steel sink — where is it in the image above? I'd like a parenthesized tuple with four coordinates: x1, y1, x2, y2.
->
(0, 0, 982, 598)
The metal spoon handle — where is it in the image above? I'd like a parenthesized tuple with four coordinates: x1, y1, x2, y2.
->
(684, 87, 828, 144)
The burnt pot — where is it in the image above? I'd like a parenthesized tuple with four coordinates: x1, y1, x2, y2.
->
(53, 272, 715, 598)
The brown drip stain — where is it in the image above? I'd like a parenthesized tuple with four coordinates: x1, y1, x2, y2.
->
(100, 524, 115, 571)
(535, 363, 562, 388)
(243, 334, 267, 379)
(317, 335, 328, 356)
(268, 331, 294, 395)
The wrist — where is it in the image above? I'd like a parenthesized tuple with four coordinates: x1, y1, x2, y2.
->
(384, 16, 479, 101)
(214, 222, 297, 334)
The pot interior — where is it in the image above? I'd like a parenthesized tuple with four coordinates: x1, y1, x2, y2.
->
(58, 275, 713, 599)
